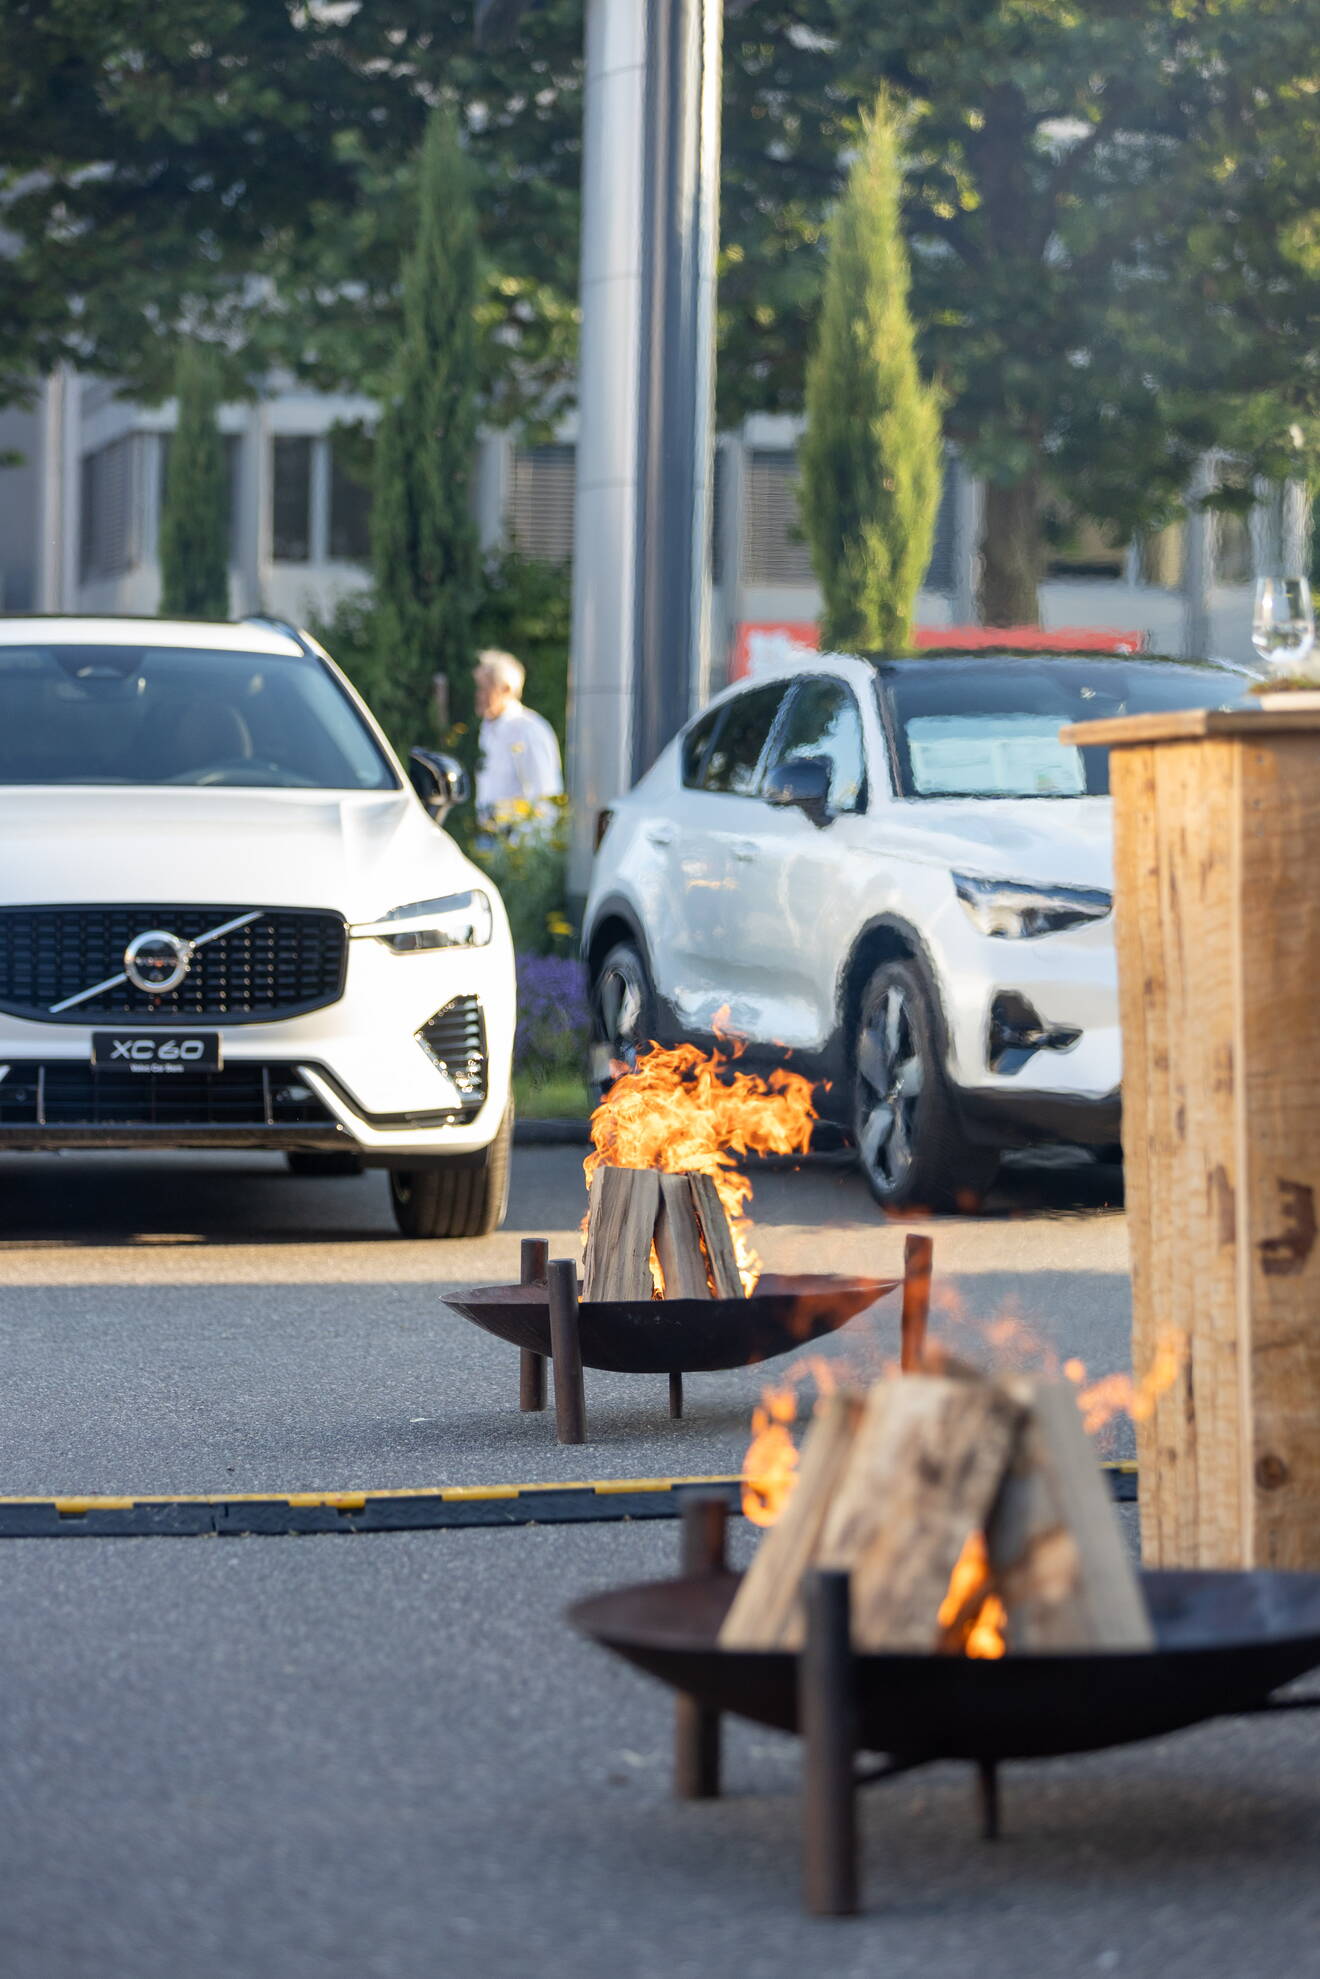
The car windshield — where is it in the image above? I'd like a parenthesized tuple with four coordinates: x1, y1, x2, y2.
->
(882, 656, 1253, 799)
(0, 643, 396, 790)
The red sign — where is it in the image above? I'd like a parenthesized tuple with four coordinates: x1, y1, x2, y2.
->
(731, 621, 1144, 682)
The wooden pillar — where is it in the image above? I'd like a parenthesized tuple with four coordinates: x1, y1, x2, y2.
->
(1065, 707, 1320, 1568)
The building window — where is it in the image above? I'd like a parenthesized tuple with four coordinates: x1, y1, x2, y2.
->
(271, 436, 313, 562)
(507, 443, 575, 563)
(329, 438, 373, 563)
(741, 449, 814, 587)
(79, 436, 140, 581)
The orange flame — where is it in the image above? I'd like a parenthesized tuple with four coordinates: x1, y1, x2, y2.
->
(937, 1531, 1007, 1659)
(1063, 1327, 1186, 1435)
(584, 1026, 816, 1293)
(741, 1386, 800, 1526)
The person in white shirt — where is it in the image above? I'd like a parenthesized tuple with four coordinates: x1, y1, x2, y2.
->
(472, 648, 564, 832)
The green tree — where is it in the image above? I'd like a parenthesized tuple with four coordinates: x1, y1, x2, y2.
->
(158, 342, 229, 619)
(798, 98, 941, 654)
(720, 2, 1320, 623)
(370, 110, 481, 758)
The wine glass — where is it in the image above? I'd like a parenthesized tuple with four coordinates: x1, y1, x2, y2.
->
(1252, 576, 1316, 679)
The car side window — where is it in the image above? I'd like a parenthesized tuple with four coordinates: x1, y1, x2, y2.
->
(681, 703, 724, 788)
(762, 676, 868, 813)
(700, 682, 791, 797)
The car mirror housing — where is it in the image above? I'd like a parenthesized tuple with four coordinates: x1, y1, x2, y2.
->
(408, 748, 469, 823)
(764, 753, 831, 825)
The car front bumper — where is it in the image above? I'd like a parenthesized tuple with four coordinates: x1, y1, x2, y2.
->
(0, 935, 514, 1160)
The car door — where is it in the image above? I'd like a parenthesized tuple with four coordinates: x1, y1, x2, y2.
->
(720, 673, 874, 1051)
(658, 678, 793, 1036)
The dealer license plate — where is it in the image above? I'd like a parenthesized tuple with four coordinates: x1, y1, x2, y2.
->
(91, 1032, 222, 1074)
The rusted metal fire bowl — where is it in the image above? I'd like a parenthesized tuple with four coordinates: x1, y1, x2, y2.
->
(444, 1272, 897, 1376)
(570, 1567, 1320, 1761)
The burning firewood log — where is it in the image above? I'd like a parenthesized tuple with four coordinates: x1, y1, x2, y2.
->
(719, 1369, 1152, 1655)
(583, 1165, 745, 1301)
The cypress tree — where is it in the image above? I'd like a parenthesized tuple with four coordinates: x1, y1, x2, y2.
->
(371, 109, 481, 759)
(798, 96, 942, 655)
(158, 341, 230, 620)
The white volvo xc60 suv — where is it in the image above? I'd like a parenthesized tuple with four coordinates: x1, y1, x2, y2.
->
(0, 616, 515, 1236)
(584, 649, 1250, 1210)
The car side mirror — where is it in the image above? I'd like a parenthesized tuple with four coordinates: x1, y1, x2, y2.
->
(408, 748, 469, 824)
(764, 753, 831, 826)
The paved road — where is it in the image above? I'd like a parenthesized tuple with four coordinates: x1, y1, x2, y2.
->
(1, 1147, 1315, 1979)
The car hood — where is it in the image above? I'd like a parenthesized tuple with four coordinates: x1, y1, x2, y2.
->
(882, 795, 1113, 890)
(0, 787, 483, 920)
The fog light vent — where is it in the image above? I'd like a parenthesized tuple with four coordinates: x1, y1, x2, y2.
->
(988, 992, 1081, 1076)
(416, 995, 487, 1120)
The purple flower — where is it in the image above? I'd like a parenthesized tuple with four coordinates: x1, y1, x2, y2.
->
(514, 952, 591, 1076)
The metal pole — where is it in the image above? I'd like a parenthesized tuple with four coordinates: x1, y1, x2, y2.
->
(674, 1494, 727, 1798)
(800, 1569, 859, 1916)
(901, 1234, 934, 1372)
(519, 1238, 549, 1412)
(668, 1370, 684, 1419)
(632, 0, 723, 776)
(547, 1258, 587, 1445)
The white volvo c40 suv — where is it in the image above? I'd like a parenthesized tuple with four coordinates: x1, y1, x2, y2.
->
(585, 649, 1251, 1211)
(0, 616, 515, 1236)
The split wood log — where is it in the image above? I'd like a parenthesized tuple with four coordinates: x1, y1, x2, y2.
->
(654, 1174, 714, 1300)
(816, 1376, 1026, 1653)
(986, 1378, 1154, 1651)
(718, 1392, 865, 1650)
(688, 1173, 744, 1299)
(582, 1166, 661, 1302)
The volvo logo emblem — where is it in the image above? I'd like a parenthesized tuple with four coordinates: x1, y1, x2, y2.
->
(123, 930, 194, 996)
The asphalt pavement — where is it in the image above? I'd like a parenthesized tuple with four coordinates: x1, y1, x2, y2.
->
(1, 1146, 1315, 1979)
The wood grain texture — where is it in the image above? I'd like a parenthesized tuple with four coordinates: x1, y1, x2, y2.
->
(1234, 736, 1320, 1566)
(1113, 729, 1320, 1568)
(988, 1380, 1154, 1650)
(581, 1166, 661, 1303)
(1062, 708, 1320, 748)
(653, 1175, 713, 1300)
(687, 1173, 744, 1299)
(817, 1377, 1025, 1652)
(717, 1392, 865, 1651)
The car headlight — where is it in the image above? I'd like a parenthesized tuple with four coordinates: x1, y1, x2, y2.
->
(953, 872, 1112, 940)
(350, 890, 493, 952)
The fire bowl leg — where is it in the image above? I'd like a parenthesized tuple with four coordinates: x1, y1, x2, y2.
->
(901, 1233, 934, 1372)
(547, 1258, 587, 1445)
(800, 1569, 859, 1917)
(519, 1239, 549, 1413)
(668, 1371, 684, 1419)
(675, 1497, 727, 1799)
(976, 1759, 1001, 1841)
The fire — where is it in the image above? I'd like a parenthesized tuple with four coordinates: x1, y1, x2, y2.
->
(584, 1028, 816, 1292)
(937, 1531, 1007, 1659)
(741, 1386, 800, 1526)
(1063, 1327, 1186, 1435)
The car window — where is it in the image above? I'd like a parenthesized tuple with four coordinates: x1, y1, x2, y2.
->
(881, 657, 1252, 799)
(0, 644, 396, 790)
(763, 676, 868, 813)
(681, 702, 725, 788)
(700, 682, 791, 797)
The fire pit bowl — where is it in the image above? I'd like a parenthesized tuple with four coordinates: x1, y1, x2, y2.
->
(565, 1501, 1320, 1916)
(445, 1271, 896, 1375)
(444, 1236, 932, 1444)
(570, 1566, 1320, 1763)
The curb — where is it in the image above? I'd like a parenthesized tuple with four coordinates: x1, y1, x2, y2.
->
(0, 1465, 1136, 1539)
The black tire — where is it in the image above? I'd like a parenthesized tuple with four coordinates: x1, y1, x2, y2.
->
(591, 937, 657, 1067)
(285, 1150, 365, 1177)
(388, 1102, 513, 1239)
(852, 959, 999, 1212)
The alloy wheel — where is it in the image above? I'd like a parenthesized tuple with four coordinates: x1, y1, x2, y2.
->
(855, 982, 925, 1196)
